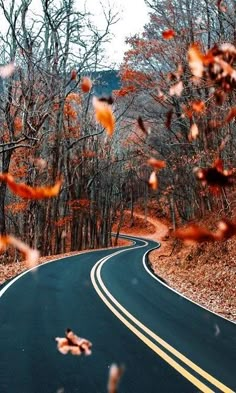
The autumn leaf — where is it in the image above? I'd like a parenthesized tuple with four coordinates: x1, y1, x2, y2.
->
(162, 29, 175, 40)
(98, 96, 114, 105)
(224, 106, 236, 123)
(188, 44, 204, 78)
(169, 81, 183, 96)
(194, 164, 234, 188)
(165, 109, 173, 129)
(217, 0, 227, 12)
(0, 173, 62, 199)
(188, 123, 199, 141)
(173, 219, 236, 243)
(0, 235, 39, 268)
(70, 69, 77, 80)
(191, 100, 205, 113)
(81, 77, 92, 93)
(173, 224, 215, 243)
(55, 329, 92, 356)
(107, 364, 125, 393)
(147, 158, 166, 170)
(149, 171, 158, 190)
(0, 62, 15, 78)
(137, 116, 148, 134)
(93, 97, 115, 136)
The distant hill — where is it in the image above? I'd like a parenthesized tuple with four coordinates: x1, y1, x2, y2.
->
(92, 70, 121, 96)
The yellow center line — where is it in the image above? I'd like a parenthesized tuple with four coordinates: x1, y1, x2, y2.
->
(90, 249, 234, 393)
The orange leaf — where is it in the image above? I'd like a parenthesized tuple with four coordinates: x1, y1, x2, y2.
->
(81, 77, 92, 93)
(93, 97, 115, 136)
(174, 219, 236, 243)
(188, 123, 199, 141)
(188, 44, 204, 77)
(55, 329, 92, 356)
(149, 171, 158, 190)
(107, 364, 125, 393)
(173, 224, 215, 243)
(147, 158, 166, 169)
(191, 100, 205, 113)
(162, 30, 175, 40)
(0, 173, 62, 199)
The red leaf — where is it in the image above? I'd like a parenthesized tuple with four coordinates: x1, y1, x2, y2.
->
(162, 30, 175, 40)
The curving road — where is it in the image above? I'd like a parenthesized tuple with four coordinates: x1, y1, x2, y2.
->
(0, 236, 235, 393)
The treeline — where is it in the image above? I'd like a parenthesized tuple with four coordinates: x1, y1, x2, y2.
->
(116, 0, 236, 228)
(0, 0, 131, 259)
(1, 0, 236, 261)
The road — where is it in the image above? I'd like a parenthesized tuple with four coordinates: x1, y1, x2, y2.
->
(0, 235, 235, 393)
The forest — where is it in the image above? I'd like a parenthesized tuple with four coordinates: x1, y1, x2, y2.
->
(0, 0, 236, 271)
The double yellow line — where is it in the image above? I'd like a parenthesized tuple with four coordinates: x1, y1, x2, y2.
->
(90, 245, 234, 393)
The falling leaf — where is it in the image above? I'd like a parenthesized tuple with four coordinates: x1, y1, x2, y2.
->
(147, 158, 166, 169)
(194, 166, 234, 187)
(137, 116, 148, 134)
(224, 107, 236, 123)
(70, 70, 77, 80)
(107, 364, 125, 393)
(188, 44, 204, 78)
(214, 324, 220, 337)
(0, 173, 62, 199)
(191, 100, 205, 113)
(81, 77, 92, 93)
(165, 109, 173, 129)
(149, 171, 158, 190)
(188, 123, 199, 141)
(55, 328, 92, 356)
(169, 81, 183, 96)
(0, 62, 15, 78)
(217, 0, 227, 12)
(0, 235, 39, 268)
(173, 224, 215, 243)
(93, 97, 115, 136)
(98, 96, 114, 105)
(162, 29, 175, 40)
(173, 219, 236, 243)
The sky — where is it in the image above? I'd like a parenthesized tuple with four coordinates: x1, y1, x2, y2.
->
(0, 0, 150, 67)
(83, 0, 150, 66)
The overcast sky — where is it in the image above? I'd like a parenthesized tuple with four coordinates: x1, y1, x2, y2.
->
(83, 0, 150, 66)
(0, 0, 149, 67)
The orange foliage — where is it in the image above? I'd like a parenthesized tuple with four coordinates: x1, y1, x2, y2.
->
(66, 93, 81, 105)
(14, 117, 23, 133)
(63, 102, 77, 119)
(54, 216, 72, 227)
(5, 201, 28, 214)
(0, 173, 62, 199)
(68, 199, 90, 210)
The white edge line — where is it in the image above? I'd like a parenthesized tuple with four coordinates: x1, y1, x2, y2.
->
(0, 238, 136, 299)
(142, 242, 236, 325)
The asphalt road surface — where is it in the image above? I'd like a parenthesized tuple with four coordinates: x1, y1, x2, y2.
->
(0, 235, 235, 393)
